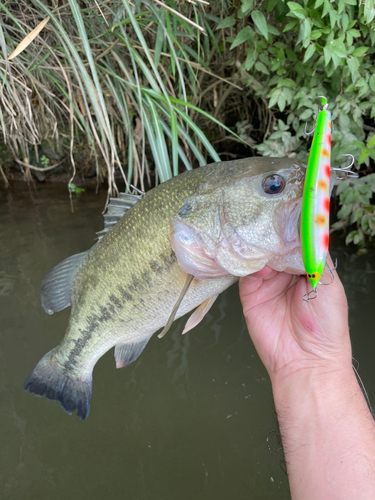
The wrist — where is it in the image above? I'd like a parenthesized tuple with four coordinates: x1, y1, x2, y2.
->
(271, 357, 375, 498)
(271, 359, 358, 411)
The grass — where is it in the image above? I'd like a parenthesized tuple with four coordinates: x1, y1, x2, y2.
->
(0, 0, 243, 195)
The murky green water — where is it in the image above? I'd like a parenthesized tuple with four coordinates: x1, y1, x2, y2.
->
(1, 183, 375, 500)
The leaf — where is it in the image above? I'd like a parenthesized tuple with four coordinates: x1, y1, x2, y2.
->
(338, 0, 345, 14)
(216, 16, 236, 30)
(299, 108, 313, 120)
(283, 20, 298, 32)
(368, 135, 375, 148)
(255, 61, 269, 74)
(310, 30, 322, 40)
(266, 0, 279, 12)
(269, 88, 283, 108)
(364, 0, 375, 23)
(330, 39, 347, 58)
(358, 148, 370, 165)
(285, 48, 297, 61)
(336, 181, 350, 195)
(322, 0, 332, 17)
(341, 13, 349, 32)
(345, 230, 357, 245)
(298, 18, 311, 48)
(8, 17, 49, 60)
(329, 10, 338, 30)
(251, 11, 268, 40)
(287, 2, 307, 20)
(242, 49, 256, 70)
(347, 28, 361, 38)
(323, 45, 332, 66)
(331, 220, 347, 230)
(347, 56, 360, 80)
(352, 46, 368, 57)
(267, 24, 280, 36)
(351, 208, 363, 224)
(338, 204, 353, 219)
(303, 43, 316, 62)
(237, 0, 254, 19)
(230, 26, 254, 50)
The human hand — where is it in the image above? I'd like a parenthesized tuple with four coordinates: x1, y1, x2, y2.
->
(239, 258, 352, 383)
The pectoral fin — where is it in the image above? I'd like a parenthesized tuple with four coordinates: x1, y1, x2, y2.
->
(182, 294, 219, 335)
(158, 273, 194, 339)
(115, 336, 152, 368)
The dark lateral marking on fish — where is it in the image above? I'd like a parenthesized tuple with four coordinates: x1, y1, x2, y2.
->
(118, 287, 132, 301)
(64, 316, 99, 369)
(141, 270, 151, 282)
(149, 260, 163, 273)
(109, 294, 122, 309)
(64, 300, 119, 370)
(98, 303, 116, 322)
(161, 249, 177, 268)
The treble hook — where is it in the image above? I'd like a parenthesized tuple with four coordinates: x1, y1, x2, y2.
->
(319, 259, 338, 286)
(333, 154, 359, 179)
(304, 96, 329, 137)
(302, 287, 318, 302)
(304, 122, 315, 136)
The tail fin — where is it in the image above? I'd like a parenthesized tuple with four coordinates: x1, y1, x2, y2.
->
(24, 349, 92, 420)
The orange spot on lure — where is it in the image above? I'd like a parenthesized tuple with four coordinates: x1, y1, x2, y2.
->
(301, 97, 331, 292)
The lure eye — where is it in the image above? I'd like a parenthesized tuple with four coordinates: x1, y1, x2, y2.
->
(308, 273, 317, 279)
(262, 174, 286, 195)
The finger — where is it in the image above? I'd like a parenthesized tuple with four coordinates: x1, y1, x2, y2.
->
(238, 267, 277, 295)
(240, 271, 295, 311)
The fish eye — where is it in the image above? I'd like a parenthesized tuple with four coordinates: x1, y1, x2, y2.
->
(262, 174, 286, 195)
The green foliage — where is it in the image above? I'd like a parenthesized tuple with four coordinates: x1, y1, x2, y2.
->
(331, 173, 375, 248)
(68, 183, 85, 195)
(40, 155, 50, 168)
(255, 119, 301, 157)
(217, 0, 375, 169)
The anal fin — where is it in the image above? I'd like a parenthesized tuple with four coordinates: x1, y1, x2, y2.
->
(115, 336, 152, 369)
(182, 295, 219, 334)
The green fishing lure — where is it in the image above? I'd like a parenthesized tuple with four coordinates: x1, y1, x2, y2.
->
(301, 97, 331, 294)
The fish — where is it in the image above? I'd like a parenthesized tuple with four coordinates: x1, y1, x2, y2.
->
(301, 96, 332, 294)
(24, 157, 307, 419)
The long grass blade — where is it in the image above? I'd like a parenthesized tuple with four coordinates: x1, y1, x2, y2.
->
(8, 17, 49, 60)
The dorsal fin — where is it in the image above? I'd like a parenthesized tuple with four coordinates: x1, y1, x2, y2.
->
(96, 193, 142, 240)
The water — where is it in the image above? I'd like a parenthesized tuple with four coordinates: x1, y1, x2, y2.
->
(1, 183, 375, 500)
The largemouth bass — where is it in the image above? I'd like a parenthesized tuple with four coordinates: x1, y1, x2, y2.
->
(25, 157, 306, 419)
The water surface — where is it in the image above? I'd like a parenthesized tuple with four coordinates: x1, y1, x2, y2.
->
(0, 183, 374, 500)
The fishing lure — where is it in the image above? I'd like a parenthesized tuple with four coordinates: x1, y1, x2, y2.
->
(301, 96, 332, 300)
